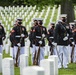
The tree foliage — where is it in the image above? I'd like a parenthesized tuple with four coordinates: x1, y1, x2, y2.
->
(12, 0, 76, 6)
(0, 0, 76, 7)
(13, 0, 55, 7)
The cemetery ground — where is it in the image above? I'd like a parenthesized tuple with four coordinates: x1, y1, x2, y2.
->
(0, 50, 76, 75)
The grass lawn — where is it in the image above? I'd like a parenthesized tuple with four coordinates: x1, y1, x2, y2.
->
(59, 63, 76, 75)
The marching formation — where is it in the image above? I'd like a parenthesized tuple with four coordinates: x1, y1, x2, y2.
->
(0, 14, 76, 69)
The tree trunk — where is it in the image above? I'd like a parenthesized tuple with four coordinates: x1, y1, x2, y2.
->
(61, 0, 75, 24)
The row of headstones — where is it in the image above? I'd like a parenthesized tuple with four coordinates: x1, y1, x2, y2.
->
(0, 5, 35, 23)
(0, 5, 60, 34)
(0, 9, 44, 21)
(0, 5, 36, 11)
(4, 5, 36, 12)
(0, 9, 45, 31)
(0, 5, 58, 28)
(0, 8, 34, 18)
(0, 5, 38, 17)
(0, 53, 58, 75)
(0, 7, 35, 23)
(0, 5, 34, 14)
(0, 7, 57, 30)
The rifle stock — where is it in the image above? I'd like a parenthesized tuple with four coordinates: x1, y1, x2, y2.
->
(50, 45, 54, 55)
(36, 45, 41, 65)
(33, 44, 41, 65)
(15, 46, 20, 67)
(33, 50, 37, 65)
(15, 37, 22, 67)
(71, 45, 75, 63)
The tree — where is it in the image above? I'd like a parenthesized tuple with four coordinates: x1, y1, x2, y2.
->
(61, 0, 75, 23)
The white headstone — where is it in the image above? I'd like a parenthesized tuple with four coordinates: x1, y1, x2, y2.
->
(20, 54, 28, 75)
(49, 5, 56, 27)
(40, 59, 54, 75)
(56, 5, 61, 21)
(5, 44, 9, 54)
(0, 53, 2, 73)
(44, 45, 49, 56)
(48, 55, 58, 75)
(22, 66, 44, 75)
(10, 47, 13, 57)
(2, 58, 14, 75)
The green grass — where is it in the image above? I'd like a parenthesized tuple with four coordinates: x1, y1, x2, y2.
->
(14, 67, 20, 75)
(59, 63, 76, 75)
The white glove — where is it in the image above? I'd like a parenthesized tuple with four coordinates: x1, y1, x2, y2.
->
(17, 43, 21, 47)
(63, 36, 68, 41)
(21, 34, 25, 37)
(67, 34, 69, 37)
(42, 34, 45, 38)
(52, 42, 57, 46)
(2, 37, 5, 40)
(72, 42, 75, 45)
(39, 41, 42, 45)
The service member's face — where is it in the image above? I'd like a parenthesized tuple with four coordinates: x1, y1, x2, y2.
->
(34, 20, 38, 25)
(70, 25, 74, 29)
(18, 20, 22, 25)
(50, 25, 54, 28)
(61, 17, 66, 22)
(38, 21, 42, 26)
(38, 21, 40, 25)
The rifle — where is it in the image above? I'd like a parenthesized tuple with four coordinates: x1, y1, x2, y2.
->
(71, 45, 75, 63)
(48, 36, 54, 55)
(36, 44, 41, 65)
(33, 50, 37, 65)
(15, 37, 23, 67)
(62, 53, 63, 68)
(49, 39, 54, 55)
(33, 26, 44, 65)
(50, 45, 54, 55)
(15, 45, 20, 67)
(33, 44, 41, 65)
(33, 45, 41, 65)
(15, 26, 23, 67)
(56, 46, 63, 68)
